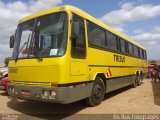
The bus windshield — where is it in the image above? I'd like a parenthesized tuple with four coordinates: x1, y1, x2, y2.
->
(12, 12, 68, 60)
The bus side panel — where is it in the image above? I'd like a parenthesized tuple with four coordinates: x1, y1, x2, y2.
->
(87, 47, 147, 93)
(105, 75, 135, 93)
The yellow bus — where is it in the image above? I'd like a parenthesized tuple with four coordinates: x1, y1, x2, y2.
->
(8, 5, 148, 106)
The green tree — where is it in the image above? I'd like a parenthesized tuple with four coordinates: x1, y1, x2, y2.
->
(4, 57, 11, 66)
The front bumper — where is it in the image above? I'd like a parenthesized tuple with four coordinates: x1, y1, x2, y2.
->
(8, 83, 92, 104)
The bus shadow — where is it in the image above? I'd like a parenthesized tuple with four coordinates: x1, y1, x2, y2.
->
(7, 98, 87, 120)
(151, 81, 160, 106)
(104, 85, 131, 100)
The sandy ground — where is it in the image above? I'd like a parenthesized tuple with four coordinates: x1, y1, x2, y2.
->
(0, 79, 160, 119)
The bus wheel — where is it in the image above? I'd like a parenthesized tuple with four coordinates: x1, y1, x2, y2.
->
(132, 75, 138, 88)
(85, 77, 105, 107)
(137, 75, 142, 86)
(139, 73, 144, 85)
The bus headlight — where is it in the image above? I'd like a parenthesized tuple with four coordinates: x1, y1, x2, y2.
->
(42, 91, 49, 98)
(50, 91, 56, 98)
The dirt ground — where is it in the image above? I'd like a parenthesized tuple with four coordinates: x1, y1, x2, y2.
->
(0, 78, 160, 119)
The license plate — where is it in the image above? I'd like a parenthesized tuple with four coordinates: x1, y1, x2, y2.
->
(21, 90, 31, 97)
(0, 86, 4, 90)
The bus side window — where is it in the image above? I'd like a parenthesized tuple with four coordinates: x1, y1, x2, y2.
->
(88, 22, 106, 48)
(128, 42, 134, 56)
(140, 49, 143, 59)
(144, 50, 147, 60)
(125, 41, 129, 54)
(71, 14, 86, 59)
(120, 38, 126, 54)
(133, 45, 138, 57)
(142, 50, 145, 59)
(107, 32, 118, 51)
(137, 47, 140, 58)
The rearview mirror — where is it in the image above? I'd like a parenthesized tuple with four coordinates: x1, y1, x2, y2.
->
(10, 35, 15, 48)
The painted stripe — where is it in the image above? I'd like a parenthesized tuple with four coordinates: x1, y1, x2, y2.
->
(88, 45, 147, 60)
(107, 71, 110, 77)
(108, 68, 112, 76)
(106, 68, 112, 77)
(106, 71, 109, 77)
(89, 65, 148, 68)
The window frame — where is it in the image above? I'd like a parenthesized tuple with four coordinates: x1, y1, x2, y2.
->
(119, 38, 127, 54)
(106, 31, 119, 52)
(12, 11, 69, 60)
(133, 45, 139, 57)
(87, 21, 107, 49)
(86, 20, 146, 60)
(128, 42, 134, 56)
(71, 13, 86, 59)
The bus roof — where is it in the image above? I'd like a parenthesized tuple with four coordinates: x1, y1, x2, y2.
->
(19, 5, 146, 50)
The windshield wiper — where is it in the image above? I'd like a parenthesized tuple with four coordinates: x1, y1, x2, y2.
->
(15, 34, 31, 62)
(15, 42, 27, 62)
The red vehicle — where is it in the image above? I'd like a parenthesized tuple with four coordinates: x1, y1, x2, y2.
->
(148, 64, 159, 78)
(0, 77, 10, 92)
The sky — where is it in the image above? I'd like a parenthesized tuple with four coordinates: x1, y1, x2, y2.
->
(0, 0, 160, 63)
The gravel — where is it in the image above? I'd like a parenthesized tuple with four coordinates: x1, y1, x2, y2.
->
(0, 79, 160, 119)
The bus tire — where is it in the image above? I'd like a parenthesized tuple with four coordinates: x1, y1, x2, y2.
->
(132, 75, 138, 88)
(140, 73, 144, 85)
(137, 75, 141, 86)
(85, 77, 105, 107)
